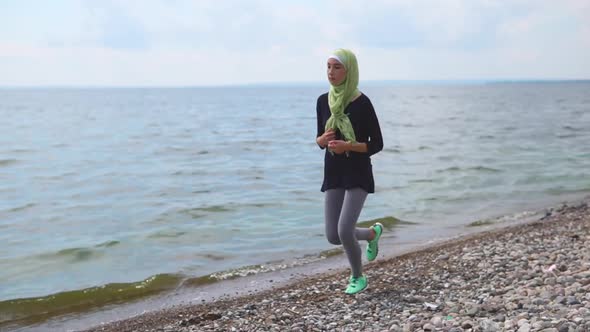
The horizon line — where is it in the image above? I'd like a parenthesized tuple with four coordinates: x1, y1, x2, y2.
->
(1, 78, 589, 89)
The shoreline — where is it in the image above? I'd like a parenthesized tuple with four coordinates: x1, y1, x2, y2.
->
(4, 200, 551, 332)
(70, 197, 590, 332)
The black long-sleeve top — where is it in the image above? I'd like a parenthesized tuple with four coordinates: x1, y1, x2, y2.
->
(316, 93, 383, 193)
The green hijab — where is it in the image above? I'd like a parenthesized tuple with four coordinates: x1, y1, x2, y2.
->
(326, 48, 360, 143)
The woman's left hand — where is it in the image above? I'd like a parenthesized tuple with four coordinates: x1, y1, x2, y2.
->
(328, 140, 350, 154)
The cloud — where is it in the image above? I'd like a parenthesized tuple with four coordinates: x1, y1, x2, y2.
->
(0, 0, 588, 86)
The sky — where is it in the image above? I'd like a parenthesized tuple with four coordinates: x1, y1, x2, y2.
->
(0, 0, 589, 86)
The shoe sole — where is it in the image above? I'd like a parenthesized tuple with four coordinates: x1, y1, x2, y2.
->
(367, 222, 383, 261)
(345, 283, 368, 295)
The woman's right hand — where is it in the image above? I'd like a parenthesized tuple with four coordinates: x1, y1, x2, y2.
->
(317, 129, 336, 148)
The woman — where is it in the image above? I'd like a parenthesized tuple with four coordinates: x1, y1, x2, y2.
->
(316, 48, 384, 294)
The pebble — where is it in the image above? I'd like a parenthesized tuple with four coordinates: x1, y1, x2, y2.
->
(80, 202, 590, 332)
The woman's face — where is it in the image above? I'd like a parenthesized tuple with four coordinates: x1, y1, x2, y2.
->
(327, 58, 347, 86)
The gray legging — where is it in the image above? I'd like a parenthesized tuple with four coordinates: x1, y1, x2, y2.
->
(325, 188, 372, 278)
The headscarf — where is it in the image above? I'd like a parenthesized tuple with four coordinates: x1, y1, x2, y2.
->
(326, 48, 360, 143)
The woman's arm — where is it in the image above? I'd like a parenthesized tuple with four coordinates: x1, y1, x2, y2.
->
(364, 99, 383, 156)
(316, 97, 327, 149)
(317, 129, 335, 148)
(327, 140, 366, 154)
(346, 142, 368, 153)
(329, 99, 383, 155)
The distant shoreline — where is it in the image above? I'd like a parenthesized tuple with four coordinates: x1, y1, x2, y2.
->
(1, 79, 589, 89)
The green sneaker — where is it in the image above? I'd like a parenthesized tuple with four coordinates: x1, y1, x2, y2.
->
(366, 222, 383, 261)
(345, 275, 368, 294)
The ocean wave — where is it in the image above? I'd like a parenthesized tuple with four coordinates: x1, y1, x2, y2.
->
(147, 230, 188, 239)
(176, 203, 278, 216)
(0, 273, 182, 328)
(546, 187, 590, 196)
(556, 133, 579, 139)
(184, 205, 233, 213)
(437, 155, 458, 161)
(199, 253, 230, 261)
(3, 203, 36, 213)
(478, 134, 495, 139)
(563, 125, 584, 132)
(436, 166, 502, 174)
(151, 205, 233, 223)
(436, 166, 461, 173)
(468, 166, 502, 173)
(8, 149, 33, 154)
(54, 247, 100, 262)
(32, 241, 121, 264)
(192, 189, 212, 194)
(95, 240, 121, 248)
(0, 159, 18, 167)
(383, 147, 401, 153)
(356, 215, 416, 228)
(409, 178, 438, 183)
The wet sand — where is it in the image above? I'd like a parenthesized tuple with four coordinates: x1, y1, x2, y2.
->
(78, 198, 590, 332)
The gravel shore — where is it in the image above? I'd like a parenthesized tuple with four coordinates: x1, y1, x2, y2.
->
(83, 200, 590, 332)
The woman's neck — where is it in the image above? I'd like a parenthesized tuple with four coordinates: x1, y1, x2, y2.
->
(351, 91, 362, 102)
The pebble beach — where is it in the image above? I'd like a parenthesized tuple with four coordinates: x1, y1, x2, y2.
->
(82, 199, 590, 332)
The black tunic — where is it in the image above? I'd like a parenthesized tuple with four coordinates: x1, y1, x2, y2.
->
(316, 93, 383, 193)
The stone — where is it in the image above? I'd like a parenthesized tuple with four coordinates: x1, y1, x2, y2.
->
(422, 323, 435, 331)
(402, 323, 413, 332)
(389, 324, 402, 332)
(532, 321, 551, 329)
(466, 305, 480, 317)
(430, 316, 443, 327)
(557, 322, 574, 332)
(461, 320, 474, 329)
(533, 298, 549, 305)
(517, 322, 531, 332)
(479, 318, 499, 332)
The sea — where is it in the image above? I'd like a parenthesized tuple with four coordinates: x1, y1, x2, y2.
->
(1, 82, 589, 330)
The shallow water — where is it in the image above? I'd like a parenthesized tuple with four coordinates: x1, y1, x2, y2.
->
(1, 82, 589, 327)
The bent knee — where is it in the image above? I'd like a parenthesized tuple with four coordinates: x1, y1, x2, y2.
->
(326, 233, 341, 245)
(338, 229, 356, 243)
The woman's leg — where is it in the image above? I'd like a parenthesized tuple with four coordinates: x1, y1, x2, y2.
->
(324, 189, 345, 245)
(338, 188, 369, 278)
